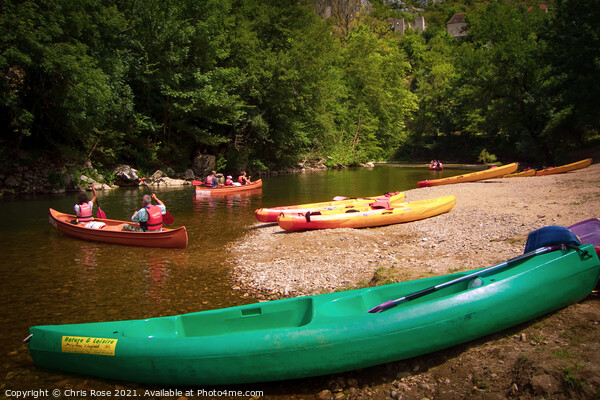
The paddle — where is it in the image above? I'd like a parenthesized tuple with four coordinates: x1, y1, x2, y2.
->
(139, 178, 175, 225)
(90, 184, 107, 219)
(96, 198, 107, 219)
(367, 244, 567, 313)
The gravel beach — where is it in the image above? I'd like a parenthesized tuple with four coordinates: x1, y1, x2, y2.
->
(225, 162, 600, 400)
(229, 162, 600, 298)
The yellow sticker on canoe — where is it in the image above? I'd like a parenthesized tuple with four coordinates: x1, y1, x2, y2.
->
(61, 336, 117, 356)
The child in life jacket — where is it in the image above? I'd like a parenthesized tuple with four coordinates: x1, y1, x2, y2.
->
(74, 185, 98, 224)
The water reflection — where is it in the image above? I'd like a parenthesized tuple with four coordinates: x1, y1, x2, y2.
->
(0, 165, 475, 393)
(143, 257, 170, 303)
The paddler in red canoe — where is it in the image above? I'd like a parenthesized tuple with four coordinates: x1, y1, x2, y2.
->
(122, 193, 167, 232)
(74, 185, 98, 224)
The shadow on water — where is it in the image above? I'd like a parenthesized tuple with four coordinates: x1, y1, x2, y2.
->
(0, 165, 473, 395)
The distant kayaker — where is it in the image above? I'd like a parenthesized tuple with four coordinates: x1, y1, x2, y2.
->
(74, 185, 98, 224)
(122, 193, 166, 232)
(206, 170, 218, 187)
(238, 171, 251, 185)
(225, 175, 233, 186)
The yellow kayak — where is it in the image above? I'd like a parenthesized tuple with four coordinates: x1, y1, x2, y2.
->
(255, 191, 405, 223)
(504, 168, 536, 178)
(277, 195, 456, 231)
(535, 158, 592, 176)
(418, 163, 518, 187)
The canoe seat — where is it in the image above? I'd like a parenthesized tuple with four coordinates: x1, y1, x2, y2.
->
(123, 318, 184, 338)
(319, 291, 385, 318)
(179, 298, 314, 337)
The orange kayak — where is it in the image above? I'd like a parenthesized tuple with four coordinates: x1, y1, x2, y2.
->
(255, 191, 405, 223)
(277, 195, 456, 231)
(194, 179, 262, 195)
(535, 158, 592, 176)
(48, 208, 188, 248)
(418, 163, 518, 187)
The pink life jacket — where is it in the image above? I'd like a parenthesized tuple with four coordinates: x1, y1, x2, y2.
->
(77, 202, 93, 223)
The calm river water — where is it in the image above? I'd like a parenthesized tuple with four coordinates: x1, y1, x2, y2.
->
(0, 164, 473, 398)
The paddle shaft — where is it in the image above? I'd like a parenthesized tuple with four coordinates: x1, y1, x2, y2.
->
(140, 179, 174, 224)
(368, 244, 565, 313)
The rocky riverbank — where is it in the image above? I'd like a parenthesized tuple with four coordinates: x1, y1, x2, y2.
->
(228, 163, 600, 399)
(0, 156, 333, 196)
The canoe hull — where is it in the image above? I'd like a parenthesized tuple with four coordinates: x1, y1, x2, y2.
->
(195, 179, 262, 195)
(535, 158, 592, 176)
(49, 209, 188, 249)
(505, 169, 536, 178)
(255, 191, 405, 223)
(277, 195, 456, 231)
(418, 163, 518, 187)
(27, 246, 600, 385)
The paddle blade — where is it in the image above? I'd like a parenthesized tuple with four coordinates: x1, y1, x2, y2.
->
(163, 211, 175, 225)
(96, 207, 107, 219)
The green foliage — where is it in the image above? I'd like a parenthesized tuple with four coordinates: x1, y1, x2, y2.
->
(1, 0, 598, 175)
(477, 149, 497, 164)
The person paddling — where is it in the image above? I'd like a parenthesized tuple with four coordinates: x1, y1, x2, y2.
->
(74, 185, 98, 224)
(238, 171, 251, 185)
(206, 170, 218, 187)
(122, 193, 167, 232)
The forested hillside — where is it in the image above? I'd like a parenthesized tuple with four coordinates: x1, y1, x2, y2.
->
(1, 0, 599, 177)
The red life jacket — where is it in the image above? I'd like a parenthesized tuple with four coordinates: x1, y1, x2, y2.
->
(145, 205, 163, 231)
(77, 202, 93, 223)
(238, 175, 246, 185)
(225, 178, 233, 186)
(206, 175, 213, 185)
(370, 197, 391, 209)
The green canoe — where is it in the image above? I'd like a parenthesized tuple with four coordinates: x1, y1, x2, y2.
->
(27, 245, 599, 385)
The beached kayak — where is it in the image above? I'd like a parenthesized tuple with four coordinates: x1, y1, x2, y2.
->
(26, 242, 599, 385)
(504, 168, 537, 178)
(255, 191, 405, 223)
(277, 195, 455, 231)
(418, 163, 518, 187)
(194, 179, 262, 195)
(48, 208, 188, 249)
(535, 158, 592, 176)
(569, 218, 600, 257)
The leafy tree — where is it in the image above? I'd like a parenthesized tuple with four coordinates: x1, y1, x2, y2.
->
(541, 0, 600, 160)
(0, 0, 133, 165)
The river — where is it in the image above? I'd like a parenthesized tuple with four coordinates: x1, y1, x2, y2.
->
(0, 164, 474, 398)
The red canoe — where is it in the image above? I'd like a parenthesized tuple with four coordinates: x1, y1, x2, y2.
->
(48, 208, 188, 248)
(194, 179, 262, 195)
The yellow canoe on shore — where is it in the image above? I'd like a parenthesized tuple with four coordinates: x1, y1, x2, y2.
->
(418, 163, 518, 187)
(277, 195, 456, 231)
(255, 191, 405, 223)
(504, 168, 537, 178)
(535, 158, 592, 176)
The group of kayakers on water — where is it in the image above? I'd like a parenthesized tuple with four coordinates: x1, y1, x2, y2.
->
(204, 170, 252, 187)
(429, 160, 444, 170)
(73, 170, 253, 232)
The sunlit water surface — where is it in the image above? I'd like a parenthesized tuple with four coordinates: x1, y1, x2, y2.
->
(0, 165, 474, 396)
